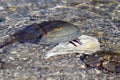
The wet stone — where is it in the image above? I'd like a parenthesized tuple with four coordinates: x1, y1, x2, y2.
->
(80, 50, 120, 74)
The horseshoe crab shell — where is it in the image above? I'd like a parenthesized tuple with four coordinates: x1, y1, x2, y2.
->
(45, 35, 100, 59)
(39, 20, 80, 44)
(0, 20, 80, 49)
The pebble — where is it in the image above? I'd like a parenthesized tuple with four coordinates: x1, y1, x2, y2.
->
(46, 77, 56, 80)
(0, 6, 4, 10)
(6, 6, 17, 12)
(10, 51, 17, 54)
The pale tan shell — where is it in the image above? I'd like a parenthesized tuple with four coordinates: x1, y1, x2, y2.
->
(45, 35, 100, 59)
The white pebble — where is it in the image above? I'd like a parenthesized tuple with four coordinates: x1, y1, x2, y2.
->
(0, 6, 4, 10)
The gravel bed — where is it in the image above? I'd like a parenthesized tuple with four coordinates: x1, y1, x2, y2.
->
(0, 0, 120, 80)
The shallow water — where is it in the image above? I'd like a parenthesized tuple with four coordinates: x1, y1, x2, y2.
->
(0, 0, 120, 80)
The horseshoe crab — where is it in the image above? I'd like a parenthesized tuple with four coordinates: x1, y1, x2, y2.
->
(45, 35, 100, 59)
(0, 20, 80, 49)
(80, 50, 120, 74)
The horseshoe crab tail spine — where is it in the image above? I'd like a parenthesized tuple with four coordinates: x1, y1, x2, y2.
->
(0, 39, 16, 49)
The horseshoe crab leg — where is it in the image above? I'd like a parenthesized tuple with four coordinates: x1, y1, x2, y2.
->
(72, 38, 82, 45)
(69, 41, 77, 46)
(69, 38, 82, 46)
